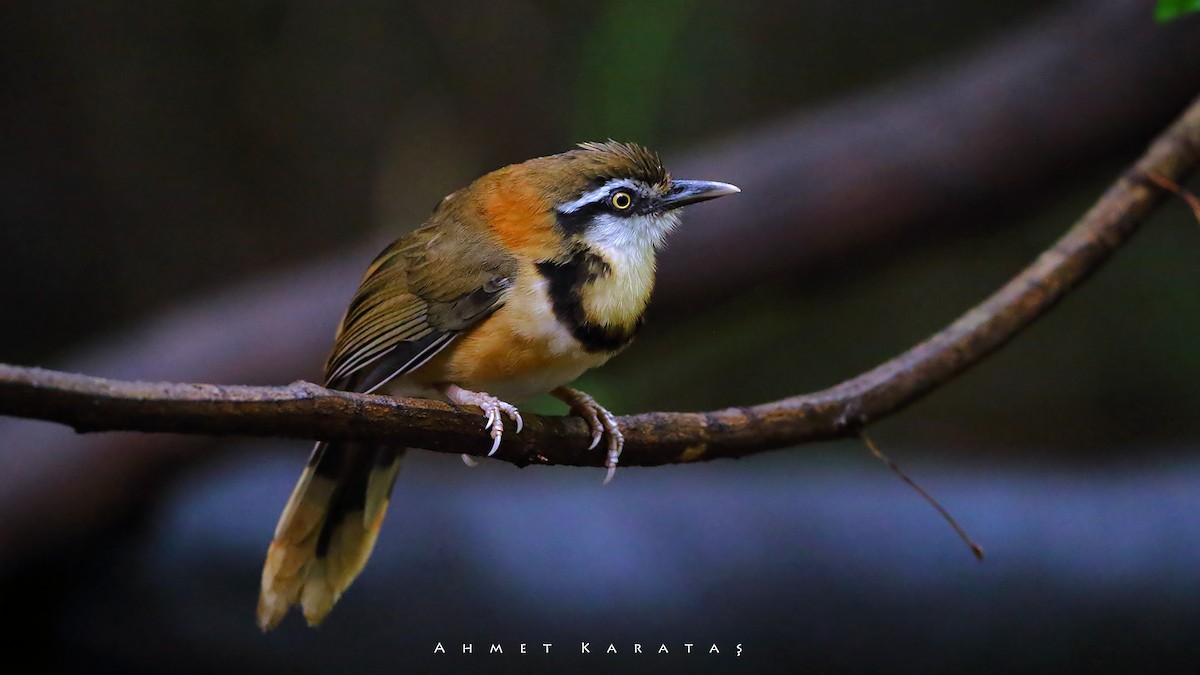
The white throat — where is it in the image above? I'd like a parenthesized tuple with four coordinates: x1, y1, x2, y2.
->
(579, 211, 679, 325)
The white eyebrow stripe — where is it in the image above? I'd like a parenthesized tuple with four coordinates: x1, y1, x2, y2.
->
(556, 178, 639, 214)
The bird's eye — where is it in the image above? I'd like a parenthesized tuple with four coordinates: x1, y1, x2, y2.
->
(611, 191, 633, 210)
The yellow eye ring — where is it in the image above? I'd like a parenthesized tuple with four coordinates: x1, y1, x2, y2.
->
(611, 191, 633, 210)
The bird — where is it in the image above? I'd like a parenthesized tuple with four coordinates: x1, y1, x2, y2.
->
(257, 140, 739, 631)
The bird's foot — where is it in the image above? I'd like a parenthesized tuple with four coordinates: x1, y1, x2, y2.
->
(552, 386, 623, 484)
(439, 384, 523, 457)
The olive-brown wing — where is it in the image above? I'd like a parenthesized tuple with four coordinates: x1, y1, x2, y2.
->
(323, 219, 515, 392)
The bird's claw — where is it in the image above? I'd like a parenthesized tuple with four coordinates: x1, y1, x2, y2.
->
(576, 405, 605, 451)
(481, 398, 521, 456)
(601, 425, 624, 485)
(553, 387, 623, 483)
(440, 384, 522, 458)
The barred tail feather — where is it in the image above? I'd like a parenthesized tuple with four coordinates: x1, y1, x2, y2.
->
(258, 442, 404, 631)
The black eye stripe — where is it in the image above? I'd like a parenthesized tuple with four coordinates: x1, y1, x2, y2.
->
(556, 199, 605, 234)
(556, 186, 646, 234)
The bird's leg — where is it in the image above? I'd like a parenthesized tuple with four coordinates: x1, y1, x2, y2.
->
(438, 384, 523, 457)
(552, 386, 624, 484)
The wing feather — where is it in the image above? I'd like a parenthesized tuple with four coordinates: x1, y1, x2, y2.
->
(323, 212, 517, 391)
(361, 332, 455, 394)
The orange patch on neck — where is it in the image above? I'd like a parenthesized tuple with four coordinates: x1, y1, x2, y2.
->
(481, 171, 559, 259)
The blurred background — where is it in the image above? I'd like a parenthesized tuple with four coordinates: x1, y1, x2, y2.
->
(3, 1, 1200, 672)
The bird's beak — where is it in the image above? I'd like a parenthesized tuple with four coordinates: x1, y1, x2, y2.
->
(660, 179, 741, 210)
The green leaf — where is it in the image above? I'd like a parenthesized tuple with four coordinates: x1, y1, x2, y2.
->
(1156, 0, 1200, 22)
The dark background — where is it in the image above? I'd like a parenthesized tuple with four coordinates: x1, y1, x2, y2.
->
(3, 1, 1200, 672)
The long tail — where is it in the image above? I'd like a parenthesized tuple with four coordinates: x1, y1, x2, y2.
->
(257, 442, 404, 631)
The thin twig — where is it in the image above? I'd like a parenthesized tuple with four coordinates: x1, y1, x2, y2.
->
(859, 431, 984, 561)
(1138, 169, 1200, 221)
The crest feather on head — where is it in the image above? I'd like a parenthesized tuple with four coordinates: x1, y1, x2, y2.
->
(571, 140, 671, 188)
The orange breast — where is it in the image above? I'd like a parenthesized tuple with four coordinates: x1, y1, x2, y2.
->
(406, 272, 613, 402)
(402, 169, 617, 401)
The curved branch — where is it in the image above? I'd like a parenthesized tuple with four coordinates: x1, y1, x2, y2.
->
(2, 92, 1197, 468)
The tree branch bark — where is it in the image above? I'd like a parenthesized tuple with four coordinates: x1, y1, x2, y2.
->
(2, 91, 1197, 468)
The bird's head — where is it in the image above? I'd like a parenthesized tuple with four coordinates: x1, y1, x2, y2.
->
(535, 140, 739, 256)
(465, 141, 739, 262)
